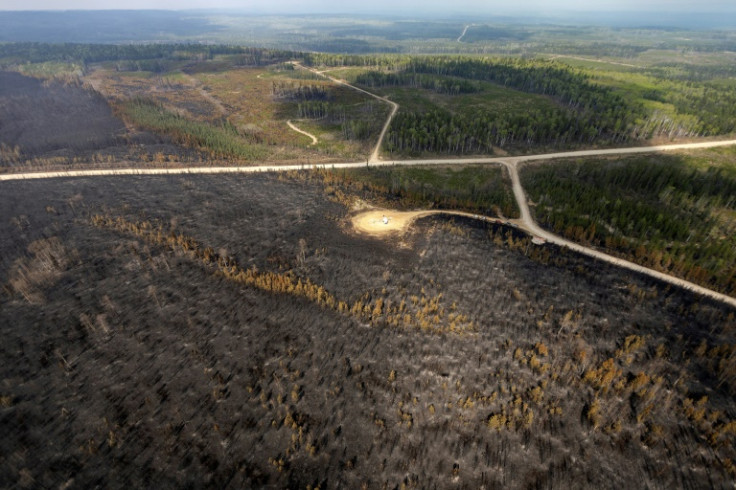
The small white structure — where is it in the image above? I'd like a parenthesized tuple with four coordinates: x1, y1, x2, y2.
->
(382, 215, 389, 225)
(532, 236, 546, 245)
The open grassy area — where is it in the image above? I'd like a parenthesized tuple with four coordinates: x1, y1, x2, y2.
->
(521, 147, 736, 295)
(85, 62, 390, 163)
(87, 67, 224, 122)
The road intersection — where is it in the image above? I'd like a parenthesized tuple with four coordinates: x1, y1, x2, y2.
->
(2, 64, 735, 307)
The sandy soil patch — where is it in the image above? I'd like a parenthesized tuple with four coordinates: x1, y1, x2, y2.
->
(351, 209, 436, 236)
(351, 207, 505, 238)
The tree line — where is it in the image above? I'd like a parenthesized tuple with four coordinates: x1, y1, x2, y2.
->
(385, 106, 603, 154)
(271, 81, 332, 101)
(301, 52, 408, 70)
(354, 71, 480, 95)
(294, 165, 519, 219)
(0, 42, 297, 67)
(290, 100, 381, 142)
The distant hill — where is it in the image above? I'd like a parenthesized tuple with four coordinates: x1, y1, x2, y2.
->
(0, 10, 221, 43)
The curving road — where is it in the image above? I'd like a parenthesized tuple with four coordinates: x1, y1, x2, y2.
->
(351, 207, 504, 237)
(367, 95, 399, 163)
(286, 120, 319, 146)
(2, 63, 735, 308)
(500, 158, 736, 309)
(292, 62, 399, 163)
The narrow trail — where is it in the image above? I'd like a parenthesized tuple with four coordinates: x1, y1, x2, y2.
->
(292, 62, 399, 163)
(181, 73, 228, 116)
(286, 120, 318, 146)
(316, 67, 353, 75)
(457, 25, 471, 43)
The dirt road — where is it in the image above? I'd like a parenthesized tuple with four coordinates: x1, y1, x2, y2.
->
(351, 170, 736, 309)
(3, 140, 735, 180)
(502, 159, 736, 309)
(2, 126, 735, 306)
(286, 120, 319, 146)
(292, 62, 399, 163)
(368, 95, 399, 163)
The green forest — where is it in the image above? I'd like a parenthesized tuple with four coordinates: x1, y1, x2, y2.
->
(354, 71, 481, 95)
(315, 165, 519, 219)
(521, 151, 736, 295)
(4, 44, 735, 159)
(303, 53, 736, 153)
(375, 57, 736, 154)
(116, 98, 270, 161)
(375, 58, 636, 153)
(0, 42, 295, 68)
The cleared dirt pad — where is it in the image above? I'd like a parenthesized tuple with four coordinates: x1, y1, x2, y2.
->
(351, 209, 435, 236)
(351, 208, 502, 238)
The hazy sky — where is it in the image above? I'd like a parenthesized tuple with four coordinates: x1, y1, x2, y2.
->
(1, 0, 734, 14)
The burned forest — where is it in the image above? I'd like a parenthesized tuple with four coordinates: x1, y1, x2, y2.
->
(2, 13, 736, 489)
(1, 174, 735, 488)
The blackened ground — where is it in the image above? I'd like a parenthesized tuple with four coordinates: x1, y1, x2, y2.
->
(0, 174, 734, 489)
(0, 71, 204, 168)
(0, 72, 125, 157)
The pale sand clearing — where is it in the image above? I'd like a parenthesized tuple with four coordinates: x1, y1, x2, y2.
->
(351, 208, 503, 237)
(351, 209, 436, 236)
